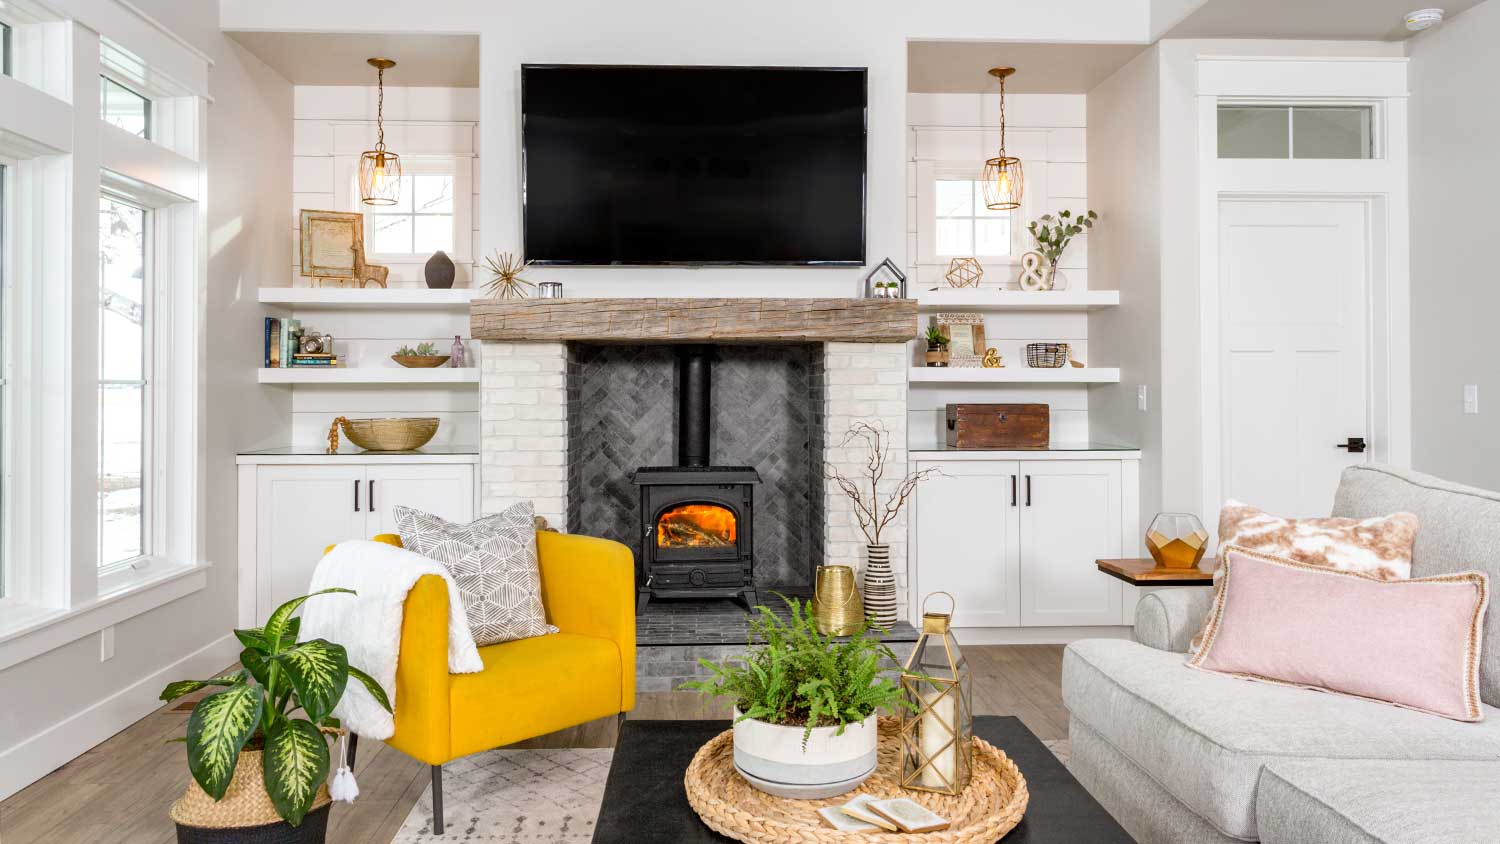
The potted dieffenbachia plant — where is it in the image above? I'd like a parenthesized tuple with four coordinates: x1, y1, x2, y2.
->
(160, 589, 390, 842)
(681, 596, 910, 799)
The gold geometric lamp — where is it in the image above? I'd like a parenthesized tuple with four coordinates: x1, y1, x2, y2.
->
(899, 592, 974, 796)
(981, 66, 1024, 211)
(359, 57, 402, 206)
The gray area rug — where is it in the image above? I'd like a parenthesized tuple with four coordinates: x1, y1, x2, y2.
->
(393, 740, 1071, 842)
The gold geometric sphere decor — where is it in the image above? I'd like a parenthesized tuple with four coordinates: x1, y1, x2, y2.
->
(359, 58, 403, 206)
(981, 67, 1024, 211)
(945, 257, 984, 288)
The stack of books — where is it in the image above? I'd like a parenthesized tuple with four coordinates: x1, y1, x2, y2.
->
(264, 317, 343, 368)
(290, 353, 341, 367)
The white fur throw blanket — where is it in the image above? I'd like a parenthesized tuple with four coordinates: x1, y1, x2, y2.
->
(301, 540, 484, 739)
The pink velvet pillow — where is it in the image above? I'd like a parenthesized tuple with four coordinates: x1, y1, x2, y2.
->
(1189, 547, 1489, 721)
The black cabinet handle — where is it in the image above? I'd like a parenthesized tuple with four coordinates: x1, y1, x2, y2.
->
(1011, 475, 1017, 507)
(1025, 475, 1032, 507)
(369, 480, 376, 512)
(1336, 437, 1367, 453)
(353, 480, 360, 512)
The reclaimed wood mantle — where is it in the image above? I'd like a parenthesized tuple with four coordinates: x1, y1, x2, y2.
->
(470, 298, 919, 343)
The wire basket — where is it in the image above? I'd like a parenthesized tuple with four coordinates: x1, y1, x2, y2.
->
(1026, 343, 1070, 368)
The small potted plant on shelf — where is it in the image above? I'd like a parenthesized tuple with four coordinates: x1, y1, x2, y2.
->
(1025, 209, 1097, 291)
(924, 325, 950, 367)
(161, 589, 391, 843)
(391, 341, 450, 368)
(682, 596, 910, 799)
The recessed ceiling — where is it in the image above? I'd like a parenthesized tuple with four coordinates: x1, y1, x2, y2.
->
(226, 32, 479, 86)
(907, 41, 1150, 94)
(1166, 0, 1484, 41)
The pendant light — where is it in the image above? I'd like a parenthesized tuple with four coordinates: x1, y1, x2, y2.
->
(359, 58, 402, 206)
(980, 67, 1023, 211)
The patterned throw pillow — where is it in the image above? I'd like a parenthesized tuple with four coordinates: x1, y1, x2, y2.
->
(393, 501, 558, 646)
(1218, 499, 1418, 580)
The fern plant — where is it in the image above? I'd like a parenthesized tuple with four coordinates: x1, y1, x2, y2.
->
(159, 590, 391, 826)
(681, 596, 911, 746)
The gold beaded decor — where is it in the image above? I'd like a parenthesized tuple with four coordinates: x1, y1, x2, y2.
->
(359, 58, 402, 207)
(981, 67, 1024, 212)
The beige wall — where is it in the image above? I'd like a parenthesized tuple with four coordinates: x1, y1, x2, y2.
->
(1407, 1, 1500, 490)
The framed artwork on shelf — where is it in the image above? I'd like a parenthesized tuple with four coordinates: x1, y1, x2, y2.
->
(299, 209, 363, 283)
(935, 312, 986, 367)
(863, 257, 907, 299)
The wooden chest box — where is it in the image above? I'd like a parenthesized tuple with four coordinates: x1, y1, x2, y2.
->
(945, 404, 1050, 449)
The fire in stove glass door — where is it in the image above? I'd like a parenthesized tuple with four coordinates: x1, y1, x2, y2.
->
(656, 503, 737, 548)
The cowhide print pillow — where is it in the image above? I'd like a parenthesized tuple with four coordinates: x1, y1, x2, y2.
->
(1217, 500, 1418, 581)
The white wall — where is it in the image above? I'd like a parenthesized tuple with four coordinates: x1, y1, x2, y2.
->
(1407, 1, 1500, 490)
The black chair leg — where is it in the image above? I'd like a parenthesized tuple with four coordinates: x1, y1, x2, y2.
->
(431, 764, 444, 834)
(346, 734, 358, 769)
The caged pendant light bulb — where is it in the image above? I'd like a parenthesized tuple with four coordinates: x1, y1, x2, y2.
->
(359, 58, 402, 206)
(981, 67, 1024, 212)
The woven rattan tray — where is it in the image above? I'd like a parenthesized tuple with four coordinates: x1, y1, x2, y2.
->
(684, 718, 1028, 843)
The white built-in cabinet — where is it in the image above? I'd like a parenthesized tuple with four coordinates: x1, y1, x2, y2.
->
(910, 451, 1139, 635)
(236, 454, 478, 625)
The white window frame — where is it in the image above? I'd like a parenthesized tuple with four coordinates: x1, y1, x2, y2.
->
(335, 154, 474, 264)
(0, 156, 13, 603)
(1216, 98, 1385, 161)
(915, 159, 1042, 274)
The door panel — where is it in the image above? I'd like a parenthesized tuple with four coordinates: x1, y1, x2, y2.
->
(1019, 461, 1122, 626)
(364, 464, 475, 536)
(912, 461, 1021, 628)
(256, 465, 367, 618)
(1219, 200, 1369, 518)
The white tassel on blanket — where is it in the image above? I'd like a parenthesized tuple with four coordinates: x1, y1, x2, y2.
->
(301, 540, 483, 739)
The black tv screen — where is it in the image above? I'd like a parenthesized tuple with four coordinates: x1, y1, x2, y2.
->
(521, 64, 867, 266)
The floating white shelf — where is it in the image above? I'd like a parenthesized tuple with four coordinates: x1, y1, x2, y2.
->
(258, 288, 479, 309)
(914, 289, 1120, 311)
(257, 368, 480, 385)
(908, 367, 1121, 384)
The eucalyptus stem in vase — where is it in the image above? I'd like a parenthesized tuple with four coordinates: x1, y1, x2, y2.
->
(1026, 209, 1096, 291)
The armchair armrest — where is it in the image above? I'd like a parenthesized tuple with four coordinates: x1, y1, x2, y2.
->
(388, 574, 453, 765)
(1133, 589, 1213, 653)
(536, 531, 636, 710)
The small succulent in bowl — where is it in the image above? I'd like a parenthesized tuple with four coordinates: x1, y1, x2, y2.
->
(395, 342, 439, 357)
(391, 342, 450, 368)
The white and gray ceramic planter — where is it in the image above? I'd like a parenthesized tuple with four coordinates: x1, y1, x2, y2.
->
(731, 709, 878, 799)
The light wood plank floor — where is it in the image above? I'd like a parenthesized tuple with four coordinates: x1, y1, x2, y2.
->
(0, 645, 1067, 844)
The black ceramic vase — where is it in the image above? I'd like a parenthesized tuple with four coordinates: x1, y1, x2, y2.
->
(424, 250, 455, 289)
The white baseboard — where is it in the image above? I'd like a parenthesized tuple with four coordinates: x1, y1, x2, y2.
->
(0, 633, 240, 800)
(953, 625, 1134, 645)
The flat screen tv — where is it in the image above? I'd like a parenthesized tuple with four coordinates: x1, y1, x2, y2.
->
(521, 64, 867, 266)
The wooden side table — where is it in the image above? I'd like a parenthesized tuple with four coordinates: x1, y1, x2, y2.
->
(1097, 557, 1217, 586)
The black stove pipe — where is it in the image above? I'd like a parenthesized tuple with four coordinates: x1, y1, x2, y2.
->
(677, 345, 714, 467)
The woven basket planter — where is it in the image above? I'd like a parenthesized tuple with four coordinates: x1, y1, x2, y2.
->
(170, 750, 332, 844)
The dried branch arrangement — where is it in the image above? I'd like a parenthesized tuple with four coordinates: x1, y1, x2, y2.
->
(826, 421, 941, 545)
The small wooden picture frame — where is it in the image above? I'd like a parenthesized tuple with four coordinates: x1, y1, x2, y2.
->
(935, 312, 986, 367)
(300, 210, 364, 281)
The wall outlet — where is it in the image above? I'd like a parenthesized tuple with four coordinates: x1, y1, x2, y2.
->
(1137, 385, 1149, 412)
(1464, 384, 1479, 415)
(100, 625, 116, 662)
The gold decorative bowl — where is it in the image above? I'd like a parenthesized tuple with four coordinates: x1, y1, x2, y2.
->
(329, 417, 439, 452)
(392, 354, 451, 368)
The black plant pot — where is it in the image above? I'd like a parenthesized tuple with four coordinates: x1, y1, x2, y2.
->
(175, 804, 330, 844)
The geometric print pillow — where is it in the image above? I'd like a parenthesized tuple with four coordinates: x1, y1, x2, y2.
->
(393, 501, 558, 646)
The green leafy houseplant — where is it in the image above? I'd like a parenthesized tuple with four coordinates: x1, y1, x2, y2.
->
(681, 596, 911, 745)
(160, 590, 391, 827)
(923, 325, 949, 350)
(1027, 209, 1097, 266)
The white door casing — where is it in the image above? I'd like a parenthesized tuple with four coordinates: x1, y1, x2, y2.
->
(1217, 199, 1371, 518)
(911, 460, 1022, 628)
(1018, 460, 1122, 626)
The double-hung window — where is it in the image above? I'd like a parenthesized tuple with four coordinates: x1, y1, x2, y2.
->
(97, 195, 149, 571)
(369, 171, 456, 255)
(934, 177, 1013, 259)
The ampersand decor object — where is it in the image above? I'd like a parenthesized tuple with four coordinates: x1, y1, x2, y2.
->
(1018, 251, 1048, 291)
(982, 348, 1003, 368)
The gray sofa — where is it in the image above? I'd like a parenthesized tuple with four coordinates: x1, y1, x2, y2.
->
(1061, 466, 1500, 844)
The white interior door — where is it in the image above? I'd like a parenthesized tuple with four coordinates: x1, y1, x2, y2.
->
(1218, 199, 1370, 519)
(912, 461, 1021, 628)
(1018, 460, 1122, 626)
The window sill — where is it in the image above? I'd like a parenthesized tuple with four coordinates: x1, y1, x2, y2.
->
(0, 560, 211, 670)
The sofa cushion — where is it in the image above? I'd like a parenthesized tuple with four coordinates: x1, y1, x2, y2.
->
(1063, 639, 1500, 840)
(1257, 759, 1500, 844)
(1333, 465, 1500, 706)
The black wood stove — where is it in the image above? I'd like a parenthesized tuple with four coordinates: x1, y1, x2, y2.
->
(631, 346, 759, 612)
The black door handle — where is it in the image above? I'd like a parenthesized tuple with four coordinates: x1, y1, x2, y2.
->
(1336, 437, 1367, 454)
(1025, 475, 1032, 507)
(1011, 475, 1017, 507)
(353, 480, 360, 512)
(369, 480, 376, 512)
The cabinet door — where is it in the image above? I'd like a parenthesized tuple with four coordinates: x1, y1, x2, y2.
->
(912, 461, 1021, 628)
(256, 465, 368, 618)
(1019, 460, 1123, 626)
(364, 464, 476, 536)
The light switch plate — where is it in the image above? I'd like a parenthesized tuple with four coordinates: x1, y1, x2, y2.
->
(1137, 385, 1148, 412)
(100, 625, 116, 662)
(1464, 384, 1479, 415)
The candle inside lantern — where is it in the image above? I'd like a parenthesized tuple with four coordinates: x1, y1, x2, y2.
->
(917, 685, 957, 790)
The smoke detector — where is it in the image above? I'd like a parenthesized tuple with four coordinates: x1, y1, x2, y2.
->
(1405, 8, 1444, 31)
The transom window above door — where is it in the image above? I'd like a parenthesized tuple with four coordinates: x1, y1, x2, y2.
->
(935, 178, 1012, 259)
(1217, 105, 1374, 160)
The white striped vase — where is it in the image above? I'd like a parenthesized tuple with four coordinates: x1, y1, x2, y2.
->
(862, 544, 898, 629)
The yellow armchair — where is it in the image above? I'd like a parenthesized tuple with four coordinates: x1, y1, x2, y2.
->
(346, 530, 635, 834)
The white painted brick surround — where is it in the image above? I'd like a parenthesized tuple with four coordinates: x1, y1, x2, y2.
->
(479, 338, 911, 615)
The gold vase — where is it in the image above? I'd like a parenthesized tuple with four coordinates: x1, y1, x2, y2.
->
(812, 565, 864, 636)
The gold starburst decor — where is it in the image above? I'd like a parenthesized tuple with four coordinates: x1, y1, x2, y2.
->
(483, 251, 537, 299)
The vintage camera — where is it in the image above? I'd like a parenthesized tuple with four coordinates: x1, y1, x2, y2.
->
(298, 332, 335, 356)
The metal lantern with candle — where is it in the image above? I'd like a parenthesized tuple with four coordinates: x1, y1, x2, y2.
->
(899, 592, 973, 795)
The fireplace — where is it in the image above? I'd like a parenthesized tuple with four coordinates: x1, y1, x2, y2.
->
(632, 346, 759, 611)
